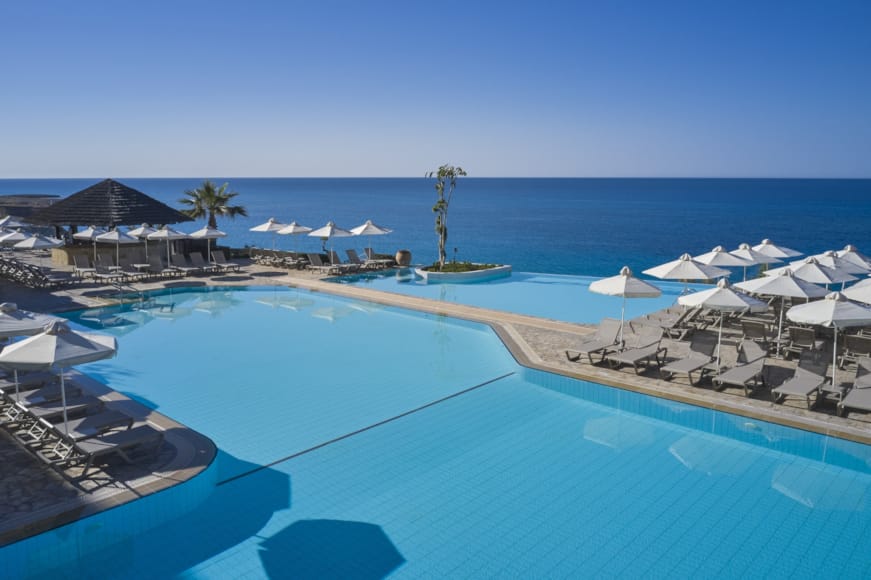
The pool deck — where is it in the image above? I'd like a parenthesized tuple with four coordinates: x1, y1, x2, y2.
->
(2, 261, 871, 546)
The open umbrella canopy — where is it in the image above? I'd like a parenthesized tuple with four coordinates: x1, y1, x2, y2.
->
(590, 266, 661, 343)
(127, 223, 157, 239)
(843, 278, 871, 305)
(0, 229, 29, 246)
(29, 178, 192, 228)
(309, 221, 353, 239)
(643, 253, 730, 281)
(0, 216, 27, 229)
(0, 303, 62, 339)
(350, 219, 393, 236)
(807, 250, 870, 275)
(767, 257, 858, 285)
(250, 217, 287, 233)
(72, 225, 106, 241)
(694, 245, 753, 268)
(752, 238, 802, 259)
(787, 292, 871, 386)
(836, 245, 871, 271)
(729, 243, 783, 265)
(276, 221, 313, 235)
(96, 227, 139, 267)
(13, 234, 62, 250)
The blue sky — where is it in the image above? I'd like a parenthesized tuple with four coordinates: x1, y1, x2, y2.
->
(1, 0, 869, 177)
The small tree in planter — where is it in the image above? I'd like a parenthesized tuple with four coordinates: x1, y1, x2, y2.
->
(426, 164, 467, 271)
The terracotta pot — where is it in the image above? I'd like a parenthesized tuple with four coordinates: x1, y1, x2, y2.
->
(395, 249, 412, 266)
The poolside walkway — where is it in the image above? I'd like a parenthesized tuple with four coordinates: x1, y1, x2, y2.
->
(2, 260, 871, 546)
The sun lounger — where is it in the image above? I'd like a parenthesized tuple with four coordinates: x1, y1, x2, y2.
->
(659, 330, 718, 386)
(171, 254, 202, 275)
(771, 350, 828, 409)
(840, 334, 871, 368)
(188, 252, 220, 273)
(836, 357, 871, 417)
(655, 308, 704, 340)
(211, 250, 241, 272)
(148, 254, 181, 278)
(1, 382, 82, 407)
(307, 253, 339, 274)
(565, 318, 622, 364)
(605, 324, 667, 374)
(346, 249, 380, 270)
(782, 326, 825, 360)
(741, 320, 771, 349)
(16, 410, 133, 446)
(714, 340, 769, 396)
(72, 255, 96, 279)
(59, 424, 164, 477)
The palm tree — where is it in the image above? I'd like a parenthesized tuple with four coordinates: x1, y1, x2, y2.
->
(179, 180, 248, 229)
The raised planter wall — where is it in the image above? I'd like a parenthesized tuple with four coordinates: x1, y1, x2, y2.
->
(414, 264, 511, 284)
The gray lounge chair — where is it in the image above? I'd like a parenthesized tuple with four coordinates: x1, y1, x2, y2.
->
(188, 252, 220, 273)
(714, 340, 769, 397)
(565, 318, 622, 364)
(307, 253, 339, 274)
(782, 326, 824, 360)
(838, 358, 871, 417)
(74, 424, 164, 476)
(17, 410, 132, 446)
(840, 334, 871, 368)
(605, 324, 667, 374)
(211, 250, 241, 272)
(771, 350, 828, 409)
(171, 254, 202, 275)
(741, 320, 771, 349)
(659, 330, 718, 386)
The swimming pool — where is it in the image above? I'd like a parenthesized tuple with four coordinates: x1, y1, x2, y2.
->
(329, 269, 705, 323)
(4, 287, 871, 578)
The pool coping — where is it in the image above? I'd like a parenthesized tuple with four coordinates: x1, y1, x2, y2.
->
(291, 275, 871, 447)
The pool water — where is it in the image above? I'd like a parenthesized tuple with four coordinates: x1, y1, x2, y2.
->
(4, 287, 871, 578)
(329, 269, 705, 323)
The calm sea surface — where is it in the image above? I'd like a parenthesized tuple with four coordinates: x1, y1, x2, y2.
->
(1, 178, 869, 277)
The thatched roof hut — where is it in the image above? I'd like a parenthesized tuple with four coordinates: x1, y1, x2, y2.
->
(29, 179, 193, 228)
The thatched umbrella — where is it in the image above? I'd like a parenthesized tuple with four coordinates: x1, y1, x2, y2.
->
(29, 178, 193, 228)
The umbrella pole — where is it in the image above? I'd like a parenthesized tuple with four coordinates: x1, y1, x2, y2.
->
(144, 238, 149, 259)
(92, 240, 97, 263)
(832, 326, 838, 388)
(207, 239, 212, 264)
(777, 296, 785, 358)
(619, 294, 626, 345)
(716, 313, 723, 374)
(60, 371, 68, 435)
(166, 240, 171, 266)
(13, 369, 19, 402)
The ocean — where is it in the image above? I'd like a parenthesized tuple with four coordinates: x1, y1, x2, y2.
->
(1, 178, 869, 277)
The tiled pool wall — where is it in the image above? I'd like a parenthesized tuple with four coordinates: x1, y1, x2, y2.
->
(524, 367, 871, 475)
(1, 453, 219, 578)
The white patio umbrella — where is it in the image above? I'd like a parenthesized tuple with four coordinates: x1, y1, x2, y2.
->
(0, 216, 27, 229)
(276, 221, 313, 254)
(729, 242, 782, 281)
(350, 220, 393, 255)
(643, 253, 730, 295)
(843, 278, 871, 305)
(589, 266, 661, 343)
(127, 223, 157, 259)
(766, 256, 858, 287)
(752, 239, 802, 259)
(250, 218, 287, 250)
(0, 229, 28, 246)
(678, 278, 768, 372)
(808, 250, 870, 275)
(787, 292, 871, 388)
(694, 245, 753, 268)
(147, 225, 190, 265)
(308, 221, 353, 265)
(188, 226, 227, 263)
(836, 245, 871, 271)
(734, 269, 828, 356)
(0, 320, 116, 434)
(73, 225, 107, 262)
(13, 234, 63, 268)
(96, 227, 139, 267)
(0, 303, 62, 401)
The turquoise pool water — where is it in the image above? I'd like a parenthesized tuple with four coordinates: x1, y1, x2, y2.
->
(4, 287, 871, 578)
(329, 269, 705, 323)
